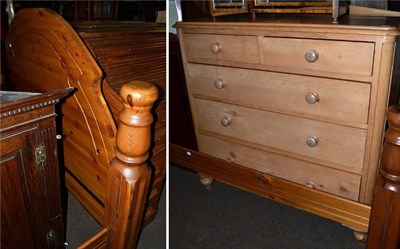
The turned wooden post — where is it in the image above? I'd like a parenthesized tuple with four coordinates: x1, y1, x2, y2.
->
(105, 81, 158, 249)
(367, 104, 400, 249)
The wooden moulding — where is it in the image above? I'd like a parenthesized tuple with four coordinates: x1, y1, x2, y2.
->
(170, 143, 371, 233)
(366, 105, 400, 249)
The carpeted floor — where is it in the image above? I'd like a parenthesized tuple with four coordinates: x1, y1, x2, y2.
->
(65, 186, 166, 248)
(169, 165, 366, 249)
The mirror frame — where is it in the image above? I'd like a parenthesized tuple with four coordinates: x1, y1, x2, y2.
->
(208, 0, 345, 23)
(209, 0, 249, 19)
(251, 0, 343, 23)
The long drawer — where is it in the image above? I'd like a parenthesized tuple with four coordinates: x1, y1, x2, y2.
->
(194, 98, 367, 171)
(197, 134, 361, 201)
(187, 63, 370, 126)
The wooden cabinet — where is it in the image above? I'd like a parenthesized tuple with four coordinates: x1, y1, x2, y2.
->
(0, 88, 72, 249)
(174, 16, 400, 238)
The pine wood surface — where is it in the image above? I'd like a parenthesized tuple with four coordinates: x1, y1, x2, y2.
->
(194, 97, 367, 171)
(366, 105, 400, 249)
(197, 134, 362, 200)
(79, 27, 166, 224)
(170, 143, 371, 233)
(262, 37, 374, 76)
(77, 228, 108, 249)
(104, 81, 158, 249)
(186, 63, 370, 127)
(176, 18, 399, 238)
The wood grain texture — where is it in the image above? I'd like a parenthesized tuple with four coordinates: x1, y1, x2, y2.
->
(194, 98, 367, 171)
(170, 143, 371, 233)
(105, 81, 158, 249)
(6, 8, 114, 203)
(0, 89, 72, 249)
(176, 18, 399, 240)
(183, 33, 260, 64)
(366, 105, 400, 249)
(186, 63, 371, 127)
(80, 27, 166, 224)
(7, 9, 166, 248)
(5, 8, 166, 232)
(262, 37, 375, 77)
(197, 134, 362, 200)
(77, 228, 108, 249)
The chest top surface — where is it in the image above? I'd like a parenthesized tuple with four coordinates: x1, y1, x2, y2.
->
(175, 14, 400, 36)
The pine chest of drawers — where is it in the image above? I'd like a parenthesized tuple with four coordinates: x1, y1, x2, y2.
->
(175, 17, 400, 235)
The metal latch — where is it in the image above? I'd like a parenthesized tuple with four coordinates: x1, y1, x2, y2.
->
(35, 144, 46, 169)
(46, 230, 56, 244)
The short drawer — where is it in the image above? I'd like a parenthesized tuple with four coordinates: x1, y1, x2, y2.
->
(182, 33, 260, 64)
(187, 63, 370, 125)
(197, 134, 361, 201)
(262, 37, 374, 77)
(194, 98, 366, 171)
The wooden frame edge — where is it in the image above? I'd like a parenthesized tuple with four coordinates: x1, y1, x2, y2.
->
(170, 143, 370, 233)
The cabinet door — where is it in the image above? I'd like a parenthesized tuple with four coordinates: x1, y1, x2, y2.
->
(1, 125, 64, 249)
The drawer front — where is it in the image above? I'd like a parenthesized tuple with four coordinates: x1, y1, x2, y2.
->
(262, 37, 374, 77)
(197, 134, 361, 201)
(194, 98, 366, 171)
(187, 63, 370, 125)
(183, 33, 260, 64)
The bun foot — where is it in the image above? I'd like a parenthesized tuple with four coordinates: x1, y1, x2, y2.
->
(353, 231, 367, 243)
(198, 173, 214, 190)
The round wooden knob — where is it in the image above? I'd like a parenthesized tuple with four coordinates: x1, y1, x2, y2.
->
(214, 79, 226, 89)
(210, 42, 222, 54)
(305, 92, 319, 104)
(305, 49, 319, 63)
(306, 136, 318, 147)
(220, 117, 232, 127)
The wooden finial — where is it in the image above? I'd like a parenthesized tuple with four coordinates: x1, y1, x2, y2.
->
(114, 81, 158, 164)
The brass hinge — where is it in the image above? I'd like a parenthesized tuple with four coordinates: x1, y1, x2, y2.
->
(35, 144, 46, 169)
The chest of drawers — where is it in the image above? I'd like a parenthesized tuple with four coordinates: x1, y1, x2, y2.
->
(174, 17, 400, 236)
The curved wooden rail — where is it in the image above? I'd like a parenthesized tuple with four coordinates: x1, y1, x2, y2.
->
(367, 104, 400, 249)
